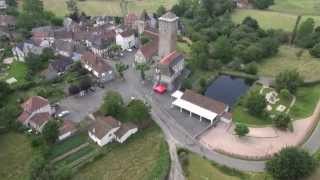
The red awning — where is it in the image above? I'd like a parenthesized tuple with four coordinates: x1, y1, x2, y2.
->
(153, 84, 167, 94)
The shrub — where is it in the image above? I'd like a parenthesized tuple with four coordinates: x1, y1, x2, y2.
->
(309, 43, 320, 58)
(244, 62, 258, 75)
(266, 147, 316, 180)
(234, 123, 249, 136)
(280, 89, 290, 100)
(272, 113, 291, 130)
(275, 70, 303, 94)
(245, 91, 267, 116)
(253, 0, 274, 9)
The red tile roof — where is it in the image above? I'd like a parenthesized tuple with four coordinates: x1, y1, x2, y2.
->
(89, 116, 121, 139)
(21, 96, 49, 114)
(59, 120, 77, 135)
(29, 112, 50, 127)
(81, 51, 112, 74)
(159, 51, 181, 65)
(120, 30, 134, 37)
(140, 40, 158, 60)
(18, 111, 30, 123)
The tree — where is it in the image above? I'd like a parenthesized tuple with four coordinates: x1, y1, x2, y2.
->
(234, 123, 249, 136)
(201, 0, 234, 17)
(275, 70, 303, 94)
(244, 62, 258, 75)
(253, 0, 274, 9)
(296, 18, 315, 48)
(245, 91, 267, 116)
(79, 77, 92, 91)
(241, 45, 263, 63)
(136, 64, 149, 81)
(273, 113, 291, 130)
(0, 81, 11, 102)
(280, 89, 290, 100)
(41, 48, 55, 60)
(156, 5, 166, 17)
(242, 16, 259, 30)
(259, 37, 280, 58)
(309, 43, 320, 58)
(212, 36, 233, 64)
(115, 63, 129, 79)
(42, 120, 59, 144)
(100, 91, 124, 118)
(66, 0, 79, 21)
(127, 99, 150, 125)
(199, 78, 207, 94)
(266, 147, 316, 180)
(68, 85, 80, 95)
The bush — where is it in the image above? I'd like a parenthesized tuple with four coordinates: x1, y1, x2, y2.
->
(253, 0, 274, 9)
(275, 70, 303, 94)
(280, 89, 290, 100)
(266, 147, 316, 180)
(244, 62, 258, 75)
(245, 91, 267, 116)
(68, 85, 80, 95)
(100, 91, 124, 118)
(272, 113, 291, 130)
(234, 123, 249, 136)
(309, 43, 320, 58)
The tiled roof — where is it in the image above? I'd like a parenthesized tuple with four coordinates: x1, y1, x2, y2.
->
(21, 96, 49, 114)
(181, 90, 227, 115)
(159, 51, 183, 65)
(50, 56, 73, 72)
(120, 30, 134, 38)
(0, 15, 16, 26)
(81, 51, 113, 74)
(59, 120, 77, 135)
(29, 112, 50, 127)
(140, 40, 158, 60)
(89, 116, 121, 139)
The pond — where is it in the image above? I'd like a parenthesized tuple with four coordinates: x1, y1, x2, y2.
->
(204, 75, 252, 108)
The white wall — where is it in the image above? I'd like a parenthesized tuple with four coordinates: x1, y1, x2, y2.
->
(116, 128, 138, 144)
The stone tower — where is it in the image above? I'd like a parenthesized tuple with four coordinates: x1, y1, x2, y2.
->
(158, 12, 179, 58)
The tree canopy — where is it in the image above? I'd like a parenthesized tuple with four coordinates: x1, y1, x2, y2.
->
(234, 123, 249, 137)
(100, 91, 124, 118)
(126, 99, 150, 125)
(274, 70, 303, 94)
(42, 120, 59, 144)
(266, 147, 316, 180)
(245, 90, 267, 116)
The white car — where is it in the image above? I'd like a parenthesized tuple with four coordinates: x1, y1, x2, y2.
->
(127, 48, 133, 52)
(57, 111, 70, 118)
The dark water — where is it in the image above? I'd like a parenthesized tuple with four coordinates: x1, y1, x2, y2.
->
(205, 75, 252, 107)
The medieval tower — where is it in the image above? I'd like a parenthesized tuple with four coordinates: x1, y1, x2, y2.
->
(158, 12, 179, 58)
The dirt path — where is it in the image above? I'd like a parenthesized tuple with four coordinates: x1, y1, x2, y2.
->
(51, 142, 89, 163)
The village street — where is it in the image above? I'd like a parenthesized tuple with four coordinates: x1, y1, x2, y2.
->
(58, 51, 320, 180)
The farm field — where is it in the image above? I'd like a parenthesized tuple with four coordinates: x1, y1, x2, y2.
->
(0, 132, 35, 180)
(231, 9, 320, 32)
(258, 46, 320, 82)
(179, 150, 270, 180)
(42, 0, 178, 17)
(73, 126, 170, 180)
(270, 0, 320, 16)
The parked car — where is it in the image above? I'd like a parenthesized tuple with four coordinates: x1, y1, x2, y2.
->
(57, 110, 70, 118)
(127, 48, 133, 52)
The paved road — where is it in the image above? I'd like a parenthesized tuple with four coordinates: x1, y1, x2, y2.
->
(59, 51, 320, 180)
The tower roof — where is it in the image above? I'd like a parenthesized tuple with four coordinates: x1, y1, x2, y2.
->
(159, 12, 178, 22)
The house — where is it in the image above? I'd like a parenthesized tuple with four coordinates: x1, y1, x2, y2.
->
(124, 13, 138, 29)
(54, 39, 75, 57)
(0, 0, 7, 10)
(18, 96, 54, 132)
(0, 15, 16, 28)
(93, 16, 114, 27)
(88, 116, 121, 147)
(86, 30, 116, 57)
(47, 56, 73, 79)
(157, 51, 184, 91)
(116, 30, 136, 50)
(81, 51, 115, 82)
(58, 120, 77, 141)
(135, 29, 159, 64)
(12, 40, 44, 62)
(31, 26, 54, 47)
(171, 90, 229, 124)
(115, 122, 138, 143)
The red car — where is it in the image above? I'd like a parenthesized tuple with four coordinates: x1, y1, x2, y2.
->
(153, 84, 167, 94)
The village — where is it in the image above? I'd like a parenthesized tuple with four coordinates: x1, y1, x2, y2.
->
(1, 0, 320, 180)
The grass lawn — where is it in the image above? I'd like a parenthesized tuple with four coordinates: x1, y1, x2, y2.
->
(49, 132, 88, 159)
(231, 9, 298, 31)
(290, 84, 320, 119)
(258, 46, 320, 82)
(0, 132, 34, 180)
(55, 145, 96, 167)
(232, 84, 273, 126)
(41, 0, 178, 17)
(231, 9, 320, 32)
(6, 61, 28, 85)
(180, 151, 270, 180)
(270, 0, 320, 16)
(73, 125, 170, 180)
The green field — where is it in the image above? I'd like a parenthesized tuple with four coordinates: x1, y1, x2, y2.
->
(6, 61, 28, 85)
(0, 132, 34, 180)
(258, 46, 320, 82)
(290, 84, 320, 119)
(42, 0, 177, 17)
(270, 0, 320, 16)
(231, 9, 320, 32)
(73, 126, 170, 180)
(180, 151, 270, 180)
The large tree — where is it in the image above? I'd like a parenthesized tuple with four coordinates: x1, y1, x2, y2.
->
(296, 18, 315, 48)
(126, 99, 150, 125)
(253, 0, 274, 9)
(274, 70, 303, 94)
(266, 147, 316, 180)
(212, 36, 233, 64)
(309, 43, 320, 58)
(42, 120, 59, 144)
(273, 113, 291, 130)
(245, 90, 267, 116)
(100, 91, 124, 118)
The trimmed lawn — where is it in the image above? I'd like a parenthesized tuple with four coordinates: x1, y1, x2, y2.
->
(73, 126, 170, 180)
(49, 132, 88, 159)
(231, 9, 320, 32)
(231, 9, 297, 31)
(6, 61, 28, 85)
(0, 132, 34, 180)
(258, 46, 320, 82)
(42, 0, 178, 17)
(270, 0, 320, 16)
(290, 84, 320, 119)
(55, 145, 96, 167)
(180, 151, 270, 180)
